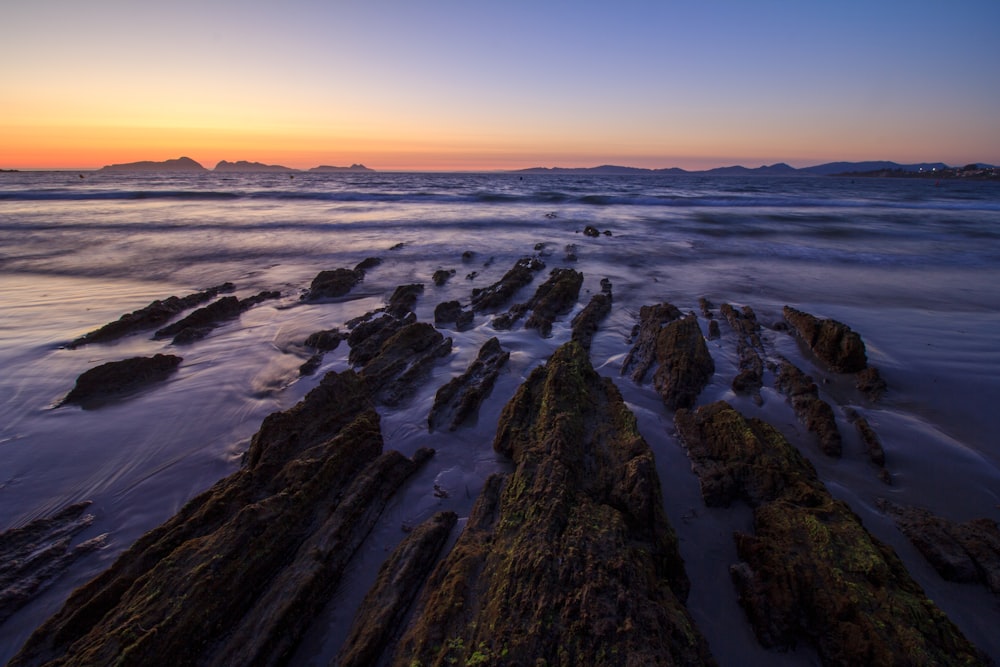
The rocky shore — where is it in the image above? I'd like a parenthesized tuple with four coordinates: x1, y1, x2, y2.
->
(4, 249, 997, 665)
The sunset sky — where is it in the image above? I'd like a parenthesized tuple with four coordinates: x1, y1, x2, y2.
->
(3, 1, 998, 171)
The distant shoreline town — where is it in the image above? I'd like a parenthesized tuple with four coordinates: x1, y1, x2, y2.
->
(2, 157, 998, 179)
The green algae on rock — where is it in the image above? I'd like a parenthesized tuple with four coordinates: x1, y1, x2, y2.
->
(11, 369, 431, 667)
(675, 400, 984, 666)
(393, 341, 715, 666)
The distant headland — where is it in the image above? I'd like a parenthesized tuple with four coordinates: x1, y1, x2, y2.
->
(514, 161, 999, 179)
(98, 157, 374, 173)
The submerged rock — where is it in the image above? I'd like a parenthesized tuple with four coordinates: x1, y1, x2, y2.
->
(428, 336, 509, 432)
(12, 370, 432, 667)
(0, 502, 108, 626)
(880, 500, 1000, 595)
(774, 358, 842, 457)
(675, 401, 982, 665)
(846, 407, 891, 483)
(431, 269, 455, 286)
(61, 354, 182, 407)
(393, 341, 715, 666)
(67, 283, 235, 348)
(469, 256, 545, 312)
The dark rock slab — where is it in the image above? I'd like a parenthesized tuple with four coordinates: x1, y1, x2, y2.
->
(621, 302, 683, 382)
(431, 269, 455, 286)
(775, 358, 842, 457)
(0, 502, 108, 625)
(491, 267, 582, 336)
(856, 365, 888, 402)
(570, 278, 612, 349)
(428, 337, 509, 432)
(880, 500, 1000, 595)
(783, 305, 868, 373)
(360, 321, 453, 407)
(61, 354, 182, 407)
(394, 341, 715, 666)
(469, 256, 545, 312)
(347, 311, 414, 366)
(12, 369, 431, 667)
(433, 300, 474, 331)
(385, 283, 423, 318)
(297, 329, 345, 376)
(721, 303, 765, 405)
(302, 267, 364, 300)
(303, 328, 343, 352)
(354, 256, 382, 272)
(67, 283, 234, 348)
(675, 401, 983, 665)
(154, 290, 281, 344)
(335, 511, 457, 667)
(846, 407, 891, 483)
(653, 314, 715, 411)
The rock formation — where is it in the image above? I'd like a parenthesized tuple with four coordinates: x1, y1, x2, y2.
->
(570, 278, 612, 349)
(774, 358, 842, 457)
(0, 503, 107, 626)
(652, 314, 715, 410)
(12, 370, 432, 667)
(61, 354, 182, 407)
(67, 283, 234, 348)
(720, 303, 765, 405)
(428, 336, 509, 432)
(469, 256, 545, 312)
(880, 500, 1000, 595)
(492, 267, 583, 336)
(154, 291, 280, 344)
(433, 300, 474, 331)
(392, 341, 716, 666)
(621, 302, 683, 382)
(675, 401, 982, 665)
(783, 305, 868, 373)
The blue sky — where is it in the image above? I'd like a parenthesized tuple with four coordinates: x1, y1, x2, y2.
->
(3, 0, 998, 169)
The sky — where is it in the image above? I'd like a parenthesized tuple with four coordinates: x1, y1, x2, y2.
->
(2, 1, 999, 171)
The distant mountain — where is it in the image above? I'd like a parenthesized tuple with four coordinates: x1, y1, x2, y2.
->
(214, 160, 294, 172)
(99, 157, 206, 172)
(800, 161, 948, 176)
(701, 162, 798, 176)
(513, 161, 963, 177)
(308, 164, 373, 172)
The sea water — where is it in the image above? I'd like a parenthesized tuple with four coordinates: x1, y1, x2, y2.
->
(2, 171, 999, 664)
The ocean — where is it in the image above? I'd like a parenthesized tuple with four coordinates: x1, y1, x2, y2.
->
(2, 170, 999, 664)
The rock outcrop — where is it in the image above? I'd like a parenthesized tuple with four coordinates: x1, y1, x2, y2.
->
(720, 303, 765, 405)
(880, 500, 1000, 595)
(67, 283, 234, 348)
(570, 278, 613, 349)
(433, 300, 474, 331)
(428, 336, 509, 432)
(359, 321, 453, 407)
(774, 358, 842, 457)
(621, 302, 683, 382)
(675, 401, 983, 665)
(335, 511, 458, 667)
(469, 256, 545, 312)
(783, 305, 868, 373)
(302, 259, 379, 301)
(154, 291, 280, 344)
(61, 354, 182, 407)
(392, 341, 716, 666)
(492, 267, 583, 336)
(652, 314, 715, 410)
(12, 370, 433, 667)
